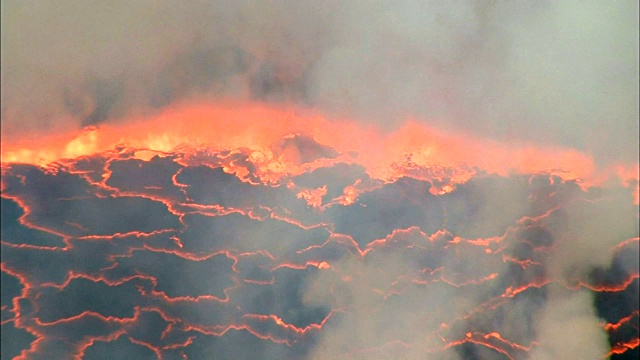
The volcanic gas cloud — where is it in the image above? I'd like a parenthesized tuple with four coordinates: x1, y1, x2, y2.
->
(1, 1, 638, 360)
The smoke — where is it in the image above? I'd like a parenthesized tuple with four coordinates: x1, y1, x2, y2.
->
(1, 146, 637, 358)
(2, 1, 638, 358)
(301, 178, 638, 359)
(2, 0, 638, 166)
(527, 189, 639, 360)
(528, 288, 610, 360)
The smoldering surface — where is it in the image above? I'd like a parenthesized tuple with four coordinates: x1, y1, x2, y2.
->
(1, 139, 638, 359)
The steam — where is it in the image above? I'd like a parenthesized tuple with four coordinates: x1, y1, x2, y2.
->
(2, 1, 638, 358)
(528, 190, 639, 360)
(301, 184, 638, 359)
(2, 0, 638, 165)
(528, 288, 610, 360)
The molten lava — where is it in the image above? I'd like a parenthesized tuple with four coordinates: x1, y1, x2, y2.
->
(1, 101, 638, 359)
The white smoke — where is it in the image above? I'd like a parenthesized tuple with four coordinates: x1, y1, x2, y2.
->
(2, 0, 638, 166)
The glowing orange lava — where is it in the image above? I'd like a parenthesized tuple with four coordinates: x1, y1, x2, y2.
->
(2, 100, 638, 359)
(2, 100, 636, 196)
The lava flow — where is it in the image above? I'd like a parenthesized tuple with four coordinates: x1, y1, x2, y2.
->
(1, 102, 638, 360)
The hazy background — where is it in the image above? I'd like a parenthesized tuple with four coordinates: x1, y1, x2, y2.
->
(2, 0, 638, 166)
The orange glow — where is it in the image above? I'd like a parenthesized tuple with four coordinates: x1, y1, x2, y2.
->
(296, 186, 327, 209)
(2, 100, 635, 194)
(608, 338, 640, 356)
(1, 100, 637, 359)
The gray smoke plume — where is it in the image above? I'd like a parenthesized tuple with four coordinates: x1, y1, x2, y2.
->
(2, 0, 638, 167)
